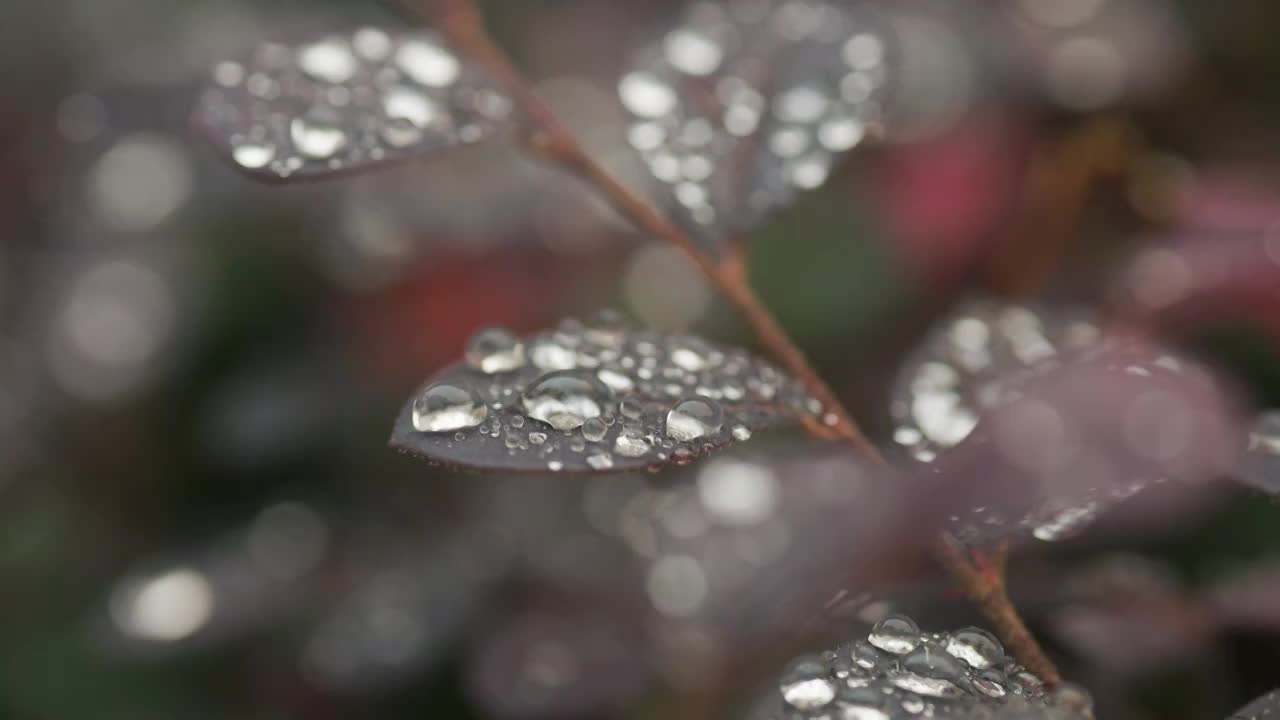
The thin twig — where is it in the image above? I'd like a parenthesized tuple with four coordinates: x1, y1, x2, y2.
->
(409, 0, 1060, 685)
(935, 536, 1062, 687)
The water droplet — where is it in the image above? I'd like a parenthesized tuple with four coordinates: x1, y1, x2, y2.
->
(297, 40, 358, 84)
(894, 645, 966, 697)
(585, 309, 629, 347)
(868, 615, 920, 655)
(530, 338, 577, 371)
(522, 371, 607, 431)
(944, 627, 1004, 669)
(666, 397, 724, 441)
(353, 27, 393, 61)
(776, 85, 830, 123)
(587, 452, 614, 470)
(615, 427, 652, 457)
(412, 382, 486, 432)
(665, 29, 724, 76)
(597, 368, 635, 394)
(465, 327, 526, 373)
(582, 417, 608, 442)
(548, 460, 564, 471)
(529, 431, 547, 445)
(670, 338, 710, 372)
(232, 141, 276, 169)
(620, 72, 678, 118)
(384, 85, 437, 128)
(818, 117, 864, 151)
(780, 656, 836, 710)
(290, 108, 348, 159)
(396, 39, 461, 87)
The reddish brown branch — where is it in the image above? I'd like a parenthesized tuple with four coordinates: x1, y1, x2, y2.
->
(408, 0, 1060, 685)
(936, 536, 1062, 687)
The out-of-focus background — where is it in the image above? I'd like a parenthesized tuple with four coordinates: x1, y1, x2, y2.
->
(3, 0, 1280, 718)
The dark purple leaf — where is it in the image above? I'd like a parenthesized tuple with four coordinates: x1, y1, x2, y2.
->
(389, 313, 821, 473)
(618, 0, 891, 253)
(920, 333, 1243, 544)
(1208, 560, 1280, 632)
(196, 27, 515, 182)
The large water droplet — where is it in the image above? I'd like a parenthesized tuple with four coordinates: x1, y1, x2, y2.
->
(297, 40, 358, 84)
(944, 627, 1004, 669)
(396, 39, 461, 87)
(780, 656, 836, 710)
(412, 382, 486, 432)
(384, 86, 437, 127)
(522, 371, 607, 431)
(666, 397, 724, 441)
(290, 108, 348, 159)
(465, 327, 526, 374)
(868, 615, 920, 655)
(620, 72, 678, 118)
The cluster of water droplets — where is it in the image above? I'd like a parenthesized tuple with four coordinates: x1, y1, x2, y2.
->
(764, 614, 1093, 720)
(396, 312, 820, 472)
(197, 28, 514, 180)
(619, 0, 889, 250)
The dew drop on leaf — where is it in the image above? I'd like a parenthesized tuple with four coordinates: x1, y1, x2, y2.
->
(522, 371, 607, 432)
(465, 327, 526, 374)
(868, 614, 920, 654)
(412, 382, 486, 433)
(666, 397, 724, 441)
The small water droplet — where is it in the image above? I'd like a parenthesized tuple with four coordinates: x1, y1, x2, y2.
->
(615, 427, 652, 457)
(465, 327, 526, 373)
(731, 425, 752, 441)
(290, 107, 348, 159)
(666, 397, 724, 441)
(587, 452, 614, 470)
(530, 338, 578, 371)
(868, 615, 920, 655)
(582, 417, 608, 442)
(620, 71, 678, 118)
(297, 39, 358, 84)
(665, 28, 724, 76)
(894, 645, 966, 698)
(232, 141, 276, 169)
(529, 431, 547, 445)
(522, 371, 607, 431)
(396, 38, 461, 87)
(598, 368, 635, 394)
(780, 656, 836, 710)
(412, 382, 486, 432)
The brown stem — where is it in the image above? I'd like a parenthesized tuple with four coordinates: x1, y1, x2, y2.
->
(935, 536, 1062, 687)
(408, 0, 1059, 684)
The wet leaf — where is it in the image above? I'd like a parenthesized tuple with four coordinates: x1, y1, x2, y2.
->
(195, 27, 515, 182)
(919, 332, 1242, 544)
(618, 0, 890, 254)
(389, 313, 820, 473)
(889, 299, 1102, 465)
(748, 614, 1093, 720)
(1228, 690, 1280, 720)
